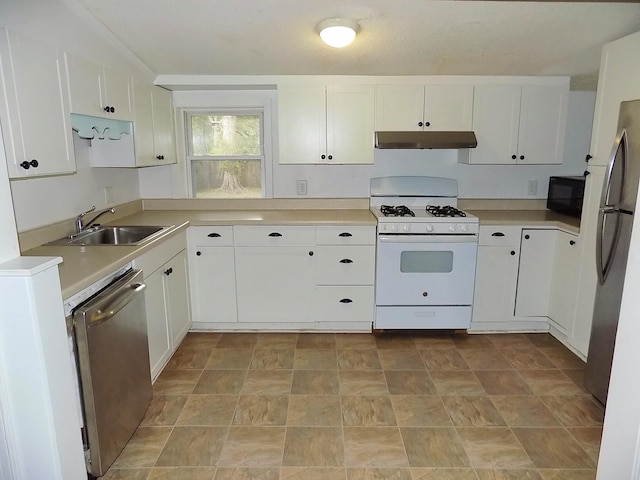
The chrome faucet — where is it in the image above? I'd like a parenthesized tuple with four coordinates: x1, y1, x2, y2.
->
(76, 206, 115, 233)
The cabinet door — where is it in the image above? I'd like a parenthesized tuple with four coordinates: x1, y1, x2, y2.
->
(101, 67, 133, 121)
(166, 250, 191, 347)
(189, 246, 237, 324)
(144, 267, 172, 381)
(132, 77, 156, 166)
(65, 53, 104, 117)
(326, 84, 375, 164)
(472, 244, 520, 323)
(235, 246, 315, 323)
(548, 231, 579, 332)
(374, 84, 425, 131)
(517, 85, 568, 164)
(278, 84, 326, 164)
(0, 29, 74, 178)
(151, 86, 176, 164)
(468, 84, 521, 165)
(423, 85, 473, 131)
(515, 229, 556, 317)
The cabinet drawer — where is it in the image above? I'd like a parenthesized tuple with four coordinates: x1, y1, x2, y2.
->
(234, 226, 315, 246)
(478, 226, 521, 246)
(316, 246, 375, 285)
(188, 226, 234, 246)
(315, 286, 375, 323)
(316, 226, 376, 245)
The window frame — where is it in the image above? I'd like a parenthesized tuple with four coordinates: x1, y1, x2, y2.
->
(182, 107, 270, 200)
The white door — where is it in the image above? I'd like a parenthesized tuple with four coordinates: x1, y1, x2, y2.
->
(423, 85, 474, 131)
(166, 250, 191, 347)
(515, 229, 556, 317)
(143, 268, 171, 380)
(374, 84, 425, 131)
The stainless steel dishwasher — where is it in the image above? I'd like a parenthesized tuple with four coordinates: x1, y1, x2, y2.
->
(70, 268, 152, 478)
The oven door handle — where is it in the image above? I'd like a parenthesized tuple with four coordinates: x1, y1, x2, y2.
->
(378, 235, 478, 244)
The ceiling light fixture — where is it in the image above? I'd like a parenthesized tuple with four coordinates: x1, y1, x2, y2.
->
(317, 18, 358, 48)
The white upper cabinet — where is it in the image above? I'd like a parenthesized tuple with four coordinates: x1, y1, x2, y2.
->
(131, 79, 176, 167)
(375, 84, 473, 131)
(278, 83, 375, 164)
(0, 28, 75, 178)
(65, 53, 134, 121)
(464, 83, 568, 165)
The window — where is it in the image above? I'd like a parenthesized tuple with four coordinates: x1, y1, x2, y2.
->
(186, 111, 264, 198)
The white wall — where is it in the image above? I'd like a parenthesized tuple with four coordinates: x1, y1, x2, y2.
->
(140, 89, 595, 200)
(10, 133, 141, 231)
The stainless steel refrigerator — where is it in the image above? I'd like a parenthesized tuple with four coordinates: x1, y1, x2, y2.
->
(585, 98, 640, 405)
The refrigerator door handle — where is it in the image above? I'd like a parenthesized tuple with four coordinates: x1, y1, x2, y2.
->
(597, 128, 628, 285)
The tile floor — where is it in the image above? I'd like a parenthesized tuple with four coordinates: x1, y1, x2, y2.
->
(103, 332, 604, 480)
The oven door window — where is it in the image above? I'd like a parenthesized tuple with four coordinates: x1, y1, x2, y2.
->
(400, 251, 453, 273)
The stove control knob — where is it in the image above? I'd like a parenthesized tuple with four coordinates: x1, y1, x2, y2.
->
(459, 224, 467, 232)
(449, 225, 456, 232)
(425, 224, 434, 232)
(402, 224, 411, 232)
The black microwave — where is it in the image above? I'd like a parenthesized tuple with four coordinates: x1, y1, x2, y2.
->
(546, 175, 586, 218)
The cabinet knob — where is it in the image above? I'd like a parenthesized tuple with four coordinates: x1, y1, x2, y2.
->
(103, 106, 115, 113)
(422, 292, 428, 297)
(586, 154, 593, 162)
(156, 155, 165, 160)
(207, 233, 222, 238)
(519, 155, 525, 160)
(418, 121, 423, 127)
(340, 258, 353, 264)
(338, 232, 352, 237)
(511, 155, 517, 160)
(164, 267, 173, 275)
(321, 154, 326, 160)
(339, 298, 353, 303)
(30, 159, 39, 168)
(570, 240, 576, 246)
(510, 250, 516, 255)
(424, 121, 431, 127)
(20, 161, 30, 170)
(309, 251, 314, 256)
(491, 232, 505, 237)
(584, 170, 590, 176)
(524, 234, 530, 240)
(196, 251, 202, 256)
(268, 232, 282, 237)
(327, 155, 333, 160)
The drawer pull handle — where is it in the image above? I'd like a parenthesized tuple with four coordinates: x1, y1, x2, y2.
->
(268, 232, 283, 237)
(207, 233, 222, 237)
(339, 298, 353, 303)
(338, 232, 353, 237)
(340, 259, 353, 264)
(491, 232, 505, 237)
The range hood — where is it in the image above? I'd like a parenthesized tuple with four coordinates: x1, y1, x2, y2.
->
(375, 131, 478, 149)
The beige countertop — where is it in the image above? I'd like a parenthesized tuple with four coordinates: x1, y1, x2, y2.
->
(469, 209, 580, 234)
(21, 203, 579, 300)
(23, 208, 376, 300)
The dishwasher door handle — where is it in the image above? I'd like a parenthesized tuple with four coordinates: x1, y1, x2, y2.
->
(90, 282, 146, 325)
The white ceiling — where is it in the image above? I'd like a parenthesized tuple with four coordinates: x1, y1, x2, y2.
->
(73, 0, 640, 87)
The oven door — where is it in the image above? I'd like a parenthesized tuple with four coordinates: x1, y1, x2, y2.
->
(376, 234, 478, 306)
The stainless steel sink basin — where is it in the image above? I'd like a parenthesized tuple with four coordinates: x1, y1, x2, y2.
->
(47, 225, 172, 246)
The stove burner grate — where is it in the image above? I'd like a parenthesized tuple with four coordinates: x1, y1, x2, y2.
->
(381, 205, 415, 217)
(425, 205, 467, 217)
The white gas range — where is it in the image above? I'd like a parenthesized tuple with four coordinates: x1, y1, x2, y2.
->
(370, 176, 479, 330)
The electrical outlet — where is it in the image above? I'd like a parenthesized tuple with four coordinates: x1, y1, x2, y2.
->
(296, 180, 307, 195)
(527, 180, 538, 196)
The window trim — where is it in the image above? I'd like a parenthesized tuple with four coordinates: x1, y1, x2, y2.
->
(184, 109, 267, 199)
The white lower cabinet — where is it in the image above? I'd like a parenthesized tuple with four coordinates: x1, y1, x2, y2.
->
(471, 226, 521, 328)
(471, 225, 569, 333)
(186, 224, 376, 331)
(188, 226, 237, 326)
(134, 231, 191, 381)
(514, 229, 556, 317)
(548, 231, 580, 334)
